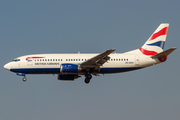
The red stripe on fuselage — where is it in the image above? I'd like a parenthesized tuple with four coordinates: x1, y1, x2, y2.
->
(26, 57, 45, 60)
(149, 27, 168, 41)
(139, 48, 158, 55)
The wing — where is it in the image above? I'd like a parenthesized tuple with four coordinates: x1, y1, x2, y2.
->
(80, 49, 116, 69)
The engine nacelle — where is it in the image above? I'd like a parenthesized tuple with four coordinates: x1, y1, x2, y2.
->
(58, 74, 80, 81)
(60, 63, 82, 74)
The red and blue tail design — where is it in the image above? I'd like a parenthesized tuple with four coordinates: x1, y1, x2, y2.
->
(139, 23, 169, 56)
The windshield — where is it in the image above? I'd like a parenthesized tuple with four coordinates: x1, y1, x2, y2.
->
(12, 59, 20, 62)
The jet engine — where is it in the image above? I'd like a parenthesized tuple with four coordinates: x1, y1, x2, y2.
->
(60, 63, 82, 74)
(58, 74, 81, 81)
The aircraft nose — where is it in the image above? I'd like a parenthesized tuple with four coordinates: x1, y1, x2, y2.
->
(4, 63, 11, 71)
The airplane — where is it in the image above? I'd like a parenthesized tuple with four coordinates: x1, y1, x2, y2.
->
(4, 23, 176, 84)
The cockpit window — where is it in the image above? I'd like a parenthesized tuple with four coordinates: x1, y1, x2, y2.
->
(12, 59, 20, 62)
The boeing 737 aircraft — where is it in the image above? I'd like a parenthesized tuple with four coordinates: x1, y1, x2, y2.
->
(4, 23, 176, 84)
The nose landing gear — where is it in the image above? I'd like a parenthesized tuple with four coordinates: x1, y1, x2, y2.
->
(16, 73, 26, 82)
(22, 76, 27, 82)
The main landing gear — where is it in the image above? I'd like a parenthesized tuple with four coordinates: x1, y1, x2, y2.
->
(85, 74, 92, 84)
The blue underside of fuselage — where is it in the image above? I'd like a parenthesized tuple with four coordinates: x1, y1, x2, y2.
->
(99, 67, 142, 73)
(10, 67, 142, 74)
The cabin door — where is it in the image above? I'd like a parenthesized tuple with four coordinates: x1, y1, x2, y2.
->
(135, 56, 140, 66)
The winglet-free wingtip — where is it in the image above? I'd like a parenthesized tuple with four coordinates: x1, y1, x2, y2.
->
(108, 49, 116, 51)
(171, 47, 177, 50)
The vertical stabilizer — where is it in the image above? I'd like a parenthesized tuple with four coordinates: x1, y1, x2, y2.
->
(139, 23, 169, 56)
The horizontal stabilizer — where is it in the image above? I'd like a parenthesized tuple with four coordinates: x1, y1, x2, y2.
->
(151, 47, 177, 58)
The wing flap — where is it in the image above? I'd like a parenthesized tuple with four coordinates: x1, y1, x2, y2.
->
(80, 49, 115, 68)
(95, 56, 110, 65)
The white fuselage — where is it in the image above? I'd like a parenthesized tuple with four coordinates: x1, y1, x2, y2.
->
(4, 52, 159, 75)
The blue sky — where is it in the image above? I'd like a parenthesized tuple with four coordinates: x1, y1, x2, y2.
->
(1, 0, 180, 120)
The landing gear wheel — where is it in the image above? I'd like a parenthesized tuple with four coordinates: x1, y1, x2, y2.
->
(85, 78, 90, 84)
(22, 77, 26, 82)
(84, 74, 92, 84)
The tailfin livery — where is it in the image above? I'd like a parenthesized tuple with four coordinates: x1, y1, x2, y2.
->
(139, 23, 169, 56)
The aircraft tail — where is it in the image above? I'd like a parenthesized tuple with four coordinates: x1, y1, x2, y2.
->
(139, 23, 169, 56)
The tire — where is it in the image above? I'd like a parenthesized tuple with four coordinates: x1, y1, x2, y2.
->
(85, 78, 90, 84)
(22, 77, 26, 82)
